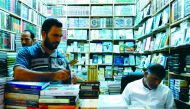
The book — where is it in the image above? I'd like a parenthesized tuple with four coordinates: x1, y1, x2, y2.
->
(79, 99, 98, 109)
(39, 104, 76, 109)
(129, 54, 135, 65)
(21, 4, 29, 20)
(185, 28, 190, 44)
(5, 93, 39, 101)
(5, 105, 39, 109)
(6, 81, 50, 90)
(67, 6, 89, 16)
(90, 30, 112, 40)
(91, 6, 112, 16)
(153, 13, 161, 30)
(98, 95, 127, 109)
(105, 66, 113, 78)
(114, 17, 133, 28)
(91, 18, 113, 28)
(114, 5, 135, 16)
(113, 29, 133, 39)
(184, 0, 190, 16)
(104, 55, 112, 64)
(102, 42, 112, 52)
(161, 7, 169, 26)
(68, 30, 88, 40)
(145, 17, 153, 34)
(144, 37, 151, 51)
(5, 99, 39, 108)
(40, 84, 80, 96)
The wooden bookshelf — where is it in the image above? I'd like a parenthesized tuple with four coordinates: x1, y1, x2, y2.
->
(44, 1, 136, 80)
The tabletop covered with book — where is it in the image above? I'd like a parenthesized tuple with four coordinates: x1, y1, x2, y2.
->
(1, 80, 149, 109)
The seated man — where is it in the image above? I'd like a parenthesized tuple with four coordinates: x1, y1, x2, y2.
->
(21, 30, 36, 47)
(122, 64, 176, 109)
(14, 18, 72, 83)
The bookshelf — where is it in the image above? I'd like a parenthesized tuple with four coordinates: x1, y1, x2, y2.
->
(134, 0, 190, 106)
(0, 0, 46, 78)
(46, 0, 136, 81)
(0, 0, 46, 52)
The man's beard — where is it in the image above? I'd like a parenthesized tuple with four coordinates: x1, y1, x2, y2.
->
(44, 36, 59, 50)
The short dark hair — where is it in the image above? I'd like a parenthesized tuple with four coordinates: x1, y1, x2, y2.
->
(146, 64, 166, 80)
(41, 18, 62, 34)
(24, 30, 35, 40)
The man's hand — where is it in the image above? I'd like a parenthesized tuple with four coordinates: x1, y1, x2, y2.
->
(53, 70, 70, 81)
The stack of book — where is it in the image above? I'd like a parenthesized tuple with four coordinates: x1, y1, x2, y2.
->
(7, 53, 17, 77)
(39, 84, 80, 109)
(107, 81, 121, 95)
(0, 51, 7, 77)
(185, 55, 190, 73)
(79, 99, 98, 109)
(0, 78, 6, 109)
(169, 79, 189, 102)
(168, 54, 185, 74)
(5, 81, 50, 109)
(79, 82, 100, 99)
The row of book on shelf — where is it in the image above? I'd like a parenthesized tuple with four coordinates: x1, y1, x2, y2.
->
(135, 0, 190, 32)
(172, 0, 190, 22)
(46, 5, 136, 16)
(67, 41, 135, 53)
(0, 0, 46, 25)
(169, 79, 190, 103)
(136, 29, 169, 53)
(168, 53, 190, 74)
(67, 29, 134, 40)
(136, 53, 167, 69)
(171, 21, 190, 47)
(60, 17, 133, 28)
(134, 5, 169, 39)
(46, 0, 136, 4)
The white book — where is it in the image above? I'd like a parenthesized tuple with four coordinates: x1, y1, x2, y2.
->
(145, 37, 151, 51)
(98, 95, 127, 109)
(40, 84, 80, 96)
(113, 45, 120, 53)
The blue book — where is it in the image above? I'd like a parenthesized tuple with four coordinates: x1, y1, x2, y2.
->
(6, 81, 50, 90)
